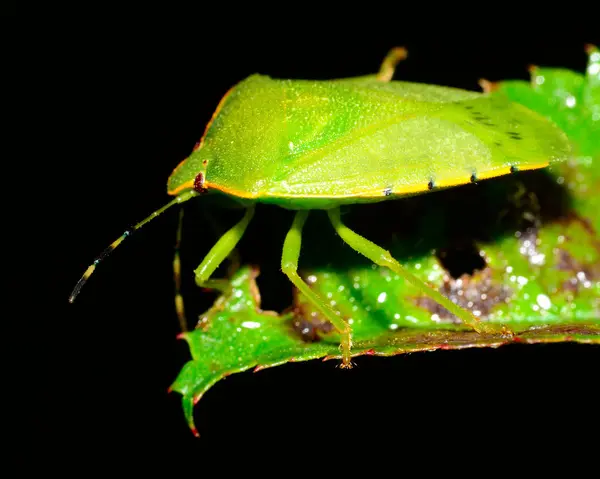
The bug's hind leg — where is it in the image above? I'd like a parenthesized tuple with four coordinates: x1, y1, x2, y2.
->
(327, 208, 513, 337)
(194, 206, 255, 294)
(282, 210, 353, 368)
(377, 47, 408, 82)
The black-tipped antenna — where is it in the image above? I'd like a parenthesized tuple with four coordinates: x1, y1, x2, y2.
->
(69, 190, 199, 303)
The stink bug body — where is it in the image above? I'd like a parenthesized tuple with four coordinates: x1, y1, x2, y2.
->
(70, 48, 571, 367)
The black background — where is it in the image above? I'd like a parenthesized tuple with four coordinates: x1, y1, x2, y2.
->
(23, 17, 599, 470)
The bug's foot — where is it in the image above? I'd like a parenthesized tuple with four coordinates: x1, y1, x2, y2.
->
(339, 333, 353, 369)
(339, 360, 355, 370)
(499, 325, 515, 339)
(478, 78, 499, 93)
(473, 321, 514, 338)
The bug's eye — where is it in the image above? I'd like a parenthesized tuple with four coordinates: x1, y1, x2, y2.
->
(193, 172, 208, 193)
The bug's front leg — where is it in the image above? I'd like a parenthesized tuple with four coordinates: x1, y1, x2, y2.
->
(174, 206, 235, 331)
(281, 210, 354, 368)
(192, 206, 255, 326)
(327, 208, 513, 338)
(194, 206, 255, 286)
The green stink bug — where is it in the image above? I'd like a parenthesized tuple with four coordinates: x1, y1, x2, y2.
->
(70, 47, 571, 367)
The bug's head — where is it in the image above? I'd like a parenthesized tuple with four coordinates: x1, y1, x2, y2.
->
(167, 148, 211, 196)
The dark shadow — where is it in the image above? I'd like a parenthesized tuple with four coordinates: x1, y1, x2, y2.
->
(179, 168, 573, 316)
(300, 168, 572, 271)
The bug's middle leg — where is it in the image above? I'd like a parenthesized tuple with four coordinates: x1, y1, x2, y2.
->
(327, 207, 513, 337)
(281, 210, 353, 368)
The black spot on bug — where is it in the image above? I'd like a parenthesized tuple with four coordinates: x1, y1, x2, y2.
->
(494, 141, 503, 147)
(471, 112, 496, 127)
(510, 165, 519, 174)
(464, 105, 474, 110)
(428, 180, 435, 190)
(193, 172, 208, 193)
(202, 159, 208, 166)
(470, 174, 477, 184)
(507, 131, 522, 140)
(383, 187, 392, 196)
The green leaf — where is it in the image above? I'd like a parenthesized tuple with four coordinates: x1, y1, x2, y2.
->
(171, 48, 600, 435)
(171, 265, 599, 435)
